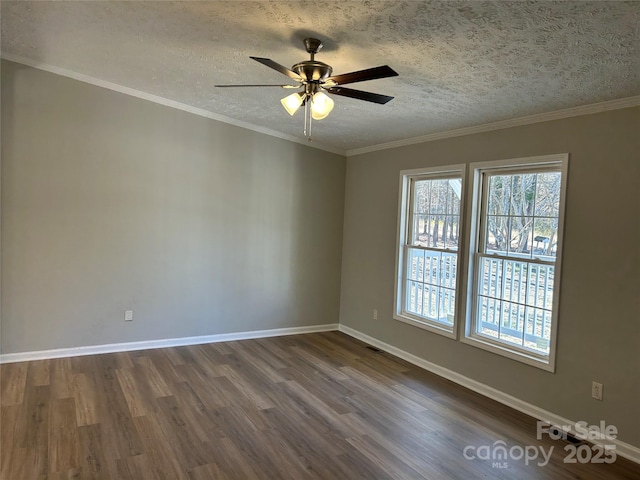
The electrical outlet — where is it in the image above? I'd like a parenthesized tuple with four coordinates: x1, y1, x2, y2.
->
(124, 310, 133, 322)
(592, 381, 603, 401)
(372, 309, 378, 320)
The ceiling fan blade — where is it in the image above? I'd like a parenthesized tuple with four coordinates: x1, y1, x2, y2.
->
(215, 84, 300, 88)
(326, 65, 398, 86)
(325, 86, 394, 105)
(250, 57, 303, 82)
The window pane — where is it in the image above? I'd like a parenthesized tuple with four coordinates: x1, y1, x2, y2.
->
(424, 250, 439, 284)
(423, 284, 438, 319)
(412, 178, 461, 250)
(406, 280, 421, 316)
(479, 257, 503, 298)
(508, 174, 537, 217)
(508, 216, 534, 257)
(484, 170, 562, 261)
(523, 307, 551, 354)
(407, 248, 424, 281)
(535, 172, 561, 218)
(403, 248, 458, 326)
(439, 287, 456, 324)
(485, 215, 509, 255)
(487, 175, 511, 216)
(526, 264, 555, 309)
(532, 218, 558, 258)
(476, 254, 554, 355)
(477, 296, 501, 339)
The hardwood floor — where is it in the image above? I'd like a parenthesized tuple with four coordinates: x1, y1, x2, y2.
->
(1, 331, 638, 479)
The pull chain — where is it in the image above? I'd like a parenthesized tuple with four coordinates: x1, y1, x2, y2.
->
(308, 97, 313, 142)
(303, 96, 313, 142)
(303, 96, 308, 137)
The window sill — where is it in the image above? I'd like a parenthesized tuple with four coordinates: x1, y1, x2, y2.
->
(461, 334, 555, 372)
(394, 313, 457, 340)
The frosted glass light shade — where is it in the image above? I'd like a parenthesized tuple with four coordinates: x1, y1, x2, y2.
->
(281, 92, 305, 116)
(311, 91, 334, 120)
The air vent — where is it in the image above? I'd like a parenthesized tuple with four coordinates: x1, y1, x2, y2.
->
(549, 427, 584, 444)
(565, 433, 583, 444)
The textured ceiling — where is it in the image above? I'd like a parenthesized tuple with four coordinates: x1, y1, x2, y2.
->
(2, 1, 639, 154)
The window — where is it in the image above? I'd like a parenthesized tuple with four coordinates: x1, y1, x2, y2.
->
(394, 155, 567, 370)
(463, 154, 568, 371)
(394, 165, 465, 338)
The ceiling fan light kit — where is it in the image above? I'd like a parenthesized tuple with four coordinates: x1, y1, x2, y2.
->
(216, 37, 398, 141)
(281, 92, 305, 115)
(280, 88, 334, 119)
(310, 91, 334, 120)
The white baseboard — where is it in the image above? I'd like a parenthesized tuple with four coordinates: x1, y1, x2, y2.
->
(0, 323, 339, 364)
(338, 324, 640, 465)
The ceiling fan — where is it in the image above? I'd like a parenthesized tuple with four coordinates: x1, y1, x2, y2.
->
(216, 37, 398, 140)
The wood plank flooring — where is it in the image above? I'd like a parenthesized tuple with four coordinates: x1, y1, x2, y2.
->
(1, 332, 638, 479)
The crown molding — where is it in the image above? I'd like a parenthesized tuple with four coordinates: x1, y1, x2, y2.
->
(0, 53, 346, 156)
(346, 95, 640, 157)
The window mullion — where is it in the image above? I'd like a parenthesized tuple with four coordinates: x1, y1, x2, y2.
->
(479, 173, 490, 254)
(531, 172, 539, 261)
(436, 252, 442, 322)
(517, 260, 525, 346)
(422, 249, 428, 318)
(498, 257, 507, 341)
(543, 266, 550, 311)
(407, 178, 417, 244)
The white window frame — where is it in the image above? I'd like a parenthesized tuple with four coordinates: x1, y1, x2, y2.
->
(461, 154, 569, 372)
(394, 164, 466, 339)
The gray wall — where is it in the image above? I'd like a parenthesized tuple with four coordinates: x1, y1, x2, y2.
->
(1, 60, 346, 353)
(339, 107, 640, 447)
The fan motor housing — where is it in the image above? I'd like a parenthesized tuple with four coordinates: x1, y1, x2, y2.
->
(292, 61, 333, 83)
